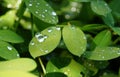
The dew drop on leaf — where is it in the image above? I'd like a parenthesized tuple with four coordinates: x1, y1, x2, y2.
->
(48, 28, 52, 32)
(52, 11, 57, 16)
(56, 26, 61, 31)
(37, 36, 45, 43)
(7, 46, 12, 51)
(30, 41, 35, 45)
(29, 4, 32, 6)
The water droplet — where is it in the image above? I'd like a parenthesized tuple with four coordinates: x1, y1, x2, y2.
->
(35, 32, 42, 38)
(52, 12, 56, 16)
(118, 50, 120, 54)
(45, 50, 48, 53)
(42, 15, 45, 18)
(48, 28, 52, 32)
(7, 46, 12, 51)
(46, 4, 49, 6)
(64, 72, 68, 75)
(17, 54, 20, 57)
(35, 11, 39, 14)
(56, 26, 61, 30)
(44, 35, 48, 39)
(37, 36, 45, 42)
(30, 41, 35, 45)
(83, 37, 86, 40)
(71, 25, 75, 30)
(37, 3, 40, 5)
(29, 4, 32, 6)
(45, 10, 48, 12)
(102, 56, 105, 59)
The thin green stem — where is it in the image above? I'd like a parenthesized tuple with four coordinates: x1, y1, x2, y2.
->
(38, 57, 46, 75)
(30, 13, 34, 37)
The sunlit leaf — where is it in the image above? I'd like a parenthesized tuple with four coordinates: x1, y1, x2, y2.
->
(84, 47, 120, 60)
(62, 25, 87, 57)
(0, 41, 19, 60)
(102, 13, 115, 26)
(0, 10, 16, 28)
(29, 26, 61, 58)
(91, 0, 111, 16)
(24, 0, 58, 24)
(0, 30, 24, 43)
(93, 30, 111, 47)
(46, 57, 86, 77)
(0, 70, 38, 77)
(0, 58, 37, 71)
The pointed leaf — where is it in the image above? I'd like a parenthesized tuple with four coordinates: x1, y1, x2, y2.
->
(111, 27, 120, 36)
(0, 41, 19, 60)
(62, 25, 87, 56)
(84, 47, 120, 60)
(0, 30, 24, 43)
(29, 26, 61, 58)
(0, 58, 37, 72)
(0, 70, 38, 77)
(24, 0, 58, 24)
(91, 0, 111, 16)
(93, 30, 111, 47)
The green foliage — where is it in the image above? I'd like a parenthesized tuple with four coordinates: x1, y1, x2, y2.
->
(0, 0, 120, 77)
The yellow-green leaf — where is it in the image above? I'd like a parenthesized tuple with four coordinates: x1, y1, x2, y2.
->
(0, 58, 37, 71)
(29, 27, 61, 58)
(62, 25, 87, 57)
(0, 70, 38, 77)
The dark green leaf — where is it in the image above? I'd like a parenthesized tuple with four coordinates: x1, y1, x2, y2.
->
(0, 58, 37, 71)
(0, 70, 38, 77)
(62, 25, 87, 57)
(91, 0, 111, 16)
(84, 47, 120, 60)
(93, 30, 111, 47)
(24, 0, 58, 24)
(45, 72, 67, 77)
(69, 0, 90, 2)
(0, 41, 19, 60)
(102, 13, 115, 26)
(29, 26, 61, 58)
(0, 30, 24, 43)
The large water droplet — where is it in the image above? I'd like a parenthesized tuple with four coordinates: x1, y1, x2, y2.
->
(44, 35, 48, 39)
(35, 32, 42, 38)
(37, 36, 45, 43)
(7, 46, 12, 51)
(52, 11, 57, 16)
(29, 4, 32, 6)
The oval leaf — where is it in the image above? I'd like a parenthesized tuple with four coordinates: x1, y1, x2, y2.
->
(24, 0, 58, 24)
(93, 30, 111, 47)
(0, 70, 38, 77)
(62, 25, 87, 57)
(29, 26, 61, 58)
(0, 58, 37, 71)
(84, 47, 120, 60)
(0, 41, 19, 60)
(91, 0, 111, 16)
(0, 30, 24, 43)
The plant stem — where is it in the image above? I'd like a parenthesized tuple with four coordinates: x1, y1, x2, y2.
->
(38, 57, 46, 74)
(31, 13, 34, 37)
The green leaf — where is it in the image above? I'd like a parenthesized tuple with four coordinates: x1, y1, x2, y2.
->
(109, 0, 120, 19)
(0, 10, 16, 28)
(84, 47, 120, 60)
(69, 0, 90, 2)
(93, 30, 111, 47)
(29, 26, 61, 58)
(0, 70, 38, 77)
(0, 41, 19, 60)
(0, 58, 37, 71)
(102, 13, 115, 26)
(45, 72, 67, 77)
(46, 57, 85, 77)
(91, 0, 111, 16)
(62, 25, 87, 57)
(0, 30, 24, 43)
(24, 0, 58, 24)
(111, 27, 120, 36)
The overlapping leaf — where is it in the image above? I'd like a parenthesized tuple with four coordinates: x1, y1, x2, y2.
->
(0, 58, 37, 71)
(62, 25, 87, 57)
(0, 41, 19, 60)
(29, 26, 61, 58)
(24, 0, 58, 24)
